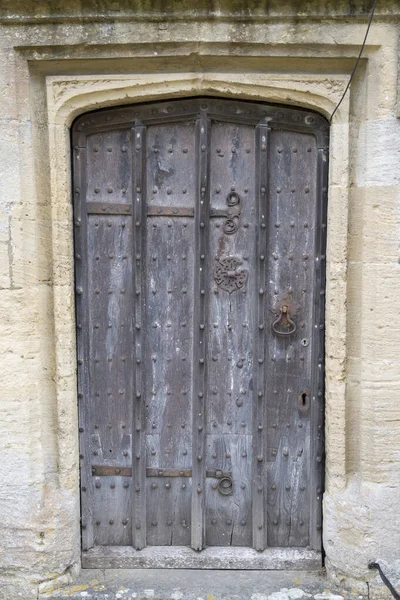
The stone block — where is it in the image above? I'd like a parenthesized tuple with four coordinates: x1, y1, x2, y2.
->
(346, 262, 362, 359)
(325, 261, 347, 363)
(348, 185, 400, 264)
(329, 123, 350, 188)
(354, 117, 400, 187)
(0, 240, 10, 288)
(0, 121, 21, 209)
(358, 263, 400, 361)
(10, 204, 53, 287)
(327, 186, 349, 264)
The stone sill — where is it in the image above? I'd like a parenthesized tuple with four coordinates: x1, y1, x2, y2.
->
(82, 546, 322, 570)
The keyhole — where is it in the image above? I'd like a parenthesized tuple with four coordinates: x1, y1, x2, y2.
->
(298, 389, 310, 412)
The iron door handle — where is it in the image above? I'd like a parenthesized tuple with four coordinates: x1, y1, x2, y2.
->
(217, 476, 233, 496)
(272, 304, 297, 337)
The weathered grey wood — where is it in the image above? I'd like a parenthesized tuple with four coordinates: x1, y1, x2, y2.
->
(74, 145, 94, 550)
(132, 124, 146, 549)
(206, 121, 256, 548)
(205, 435, 252, 547)
(75, 126, 135, 548)
(87, 212, 134, 546)
(191, 113, 210, 551)
(309, 147, 328, 551)
(253, 124, 270, 550)
(144, 120, 196, 547)
(82, 546, 322, 570)
(86, 130, 132, 206)
(265, 130, 319, 548)
(73, 97, 328, 562)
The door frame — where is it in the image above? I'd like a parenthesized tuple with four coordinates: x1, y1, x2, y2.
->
(44, 69, 351, 574)
(71, 96, 328, 569)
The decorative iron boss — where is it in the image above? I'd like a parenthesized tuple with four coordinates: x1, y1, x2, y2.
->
(214, 256, 247, 293)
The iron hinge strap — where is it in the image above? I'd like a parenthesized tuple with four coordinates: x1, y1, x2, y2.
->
(91, 466, 231, 478)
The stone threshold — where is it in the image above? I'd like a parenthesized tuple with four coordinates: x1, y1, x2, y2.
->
(39, 568, 354, 600)
(82, 547, 322, 570)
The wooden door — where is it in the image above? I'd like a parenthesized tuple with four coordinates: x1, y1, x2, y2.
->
(73, 98, 328, 559)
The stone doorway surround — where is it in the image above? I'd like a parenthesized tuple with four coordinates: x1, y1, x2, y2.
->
(1, 10, 400, 599)
(49, 70, 346, 574)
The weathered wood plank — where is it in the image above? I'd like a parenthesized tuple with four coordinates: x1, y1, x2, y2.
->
(309, 147, 328, 551)
(132, 124, 146, 549)
(86, 130, 132, 205)
(265, 130, 318, 547)
(74, 145, 94, 550)
(191, 113, 210, 551)
(87, 212, 134, 547)
(206, 121, 256, 548)
(205, 434, 252, 547)
(144, 120, 196, 547)
(76, 123, 136, 549)
(253, 124, 270, 550)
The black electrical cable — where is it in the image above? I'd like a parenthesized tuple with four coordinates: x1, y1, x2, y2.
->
(329, 0, 378, 123)
(369, 562, 400, 600)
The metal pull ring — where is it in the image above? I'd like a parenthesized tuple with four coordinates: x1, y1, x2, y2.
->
(218, 476, 233, 496)
(272, 304, 297, 337)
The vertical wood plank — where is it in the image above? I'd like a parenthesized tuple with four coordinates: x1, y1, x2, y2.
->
(265, 130, 318, 548)
(76, 128, 134, 548)
(144, 121, 196, 546)
(309, 147, 328, 551)
(206, 121, 256, 547)
(132, 124, 146, 549)
(191, 112, 210, 551)
(87, 213, 133, 546)
(252, 124, 270, 551)
(74, 145, 94, 550)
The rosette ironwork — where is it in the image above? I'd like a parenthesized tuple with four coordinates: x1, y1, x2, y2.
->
(214, 256, 247, 293)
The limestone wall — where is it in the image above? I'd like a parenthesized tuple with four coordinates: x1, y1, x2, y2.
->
(0, 2, 399, 598)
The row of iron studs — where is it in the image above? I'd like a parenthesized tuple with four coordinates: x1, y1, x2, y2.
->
(133, 125, 146, 549)
(191, 113, 209, 550)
